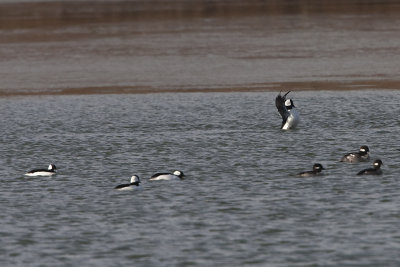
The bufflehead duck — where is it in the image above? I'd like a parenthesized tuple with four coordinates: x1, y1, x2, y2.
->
(340, 145, 370, 163)
(149, 170, 185, 181)
(275, 91, 300, 130)
(114, 175, 141, 190)
(25, 164, 57, 176)
(357, 159, 383, 175)
(297, 163, 325, 177)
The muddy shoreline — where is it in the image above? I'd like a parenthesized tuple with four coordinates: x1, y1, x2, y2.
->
(1, 0, 400, 97)
(2, 0, 400, 30)
(1, 80, 398, 98)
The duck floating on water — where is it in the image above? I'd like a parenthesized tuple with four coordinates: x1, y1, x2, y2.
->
(297, 163, 325, 177)
(25, 164, 57, 177)
(149, 170, 185, 181)
(340, 145, 370, 163)
(357, 159, 383, 175)
(114, 175, 141, 190)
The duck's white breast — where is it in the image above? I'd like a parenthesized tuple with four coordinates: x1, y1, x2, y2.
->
(116, 185, 141, 191)
(282, 109, 299, 130)
(25, 171, 55, 177)
(150, 174, 179, 181)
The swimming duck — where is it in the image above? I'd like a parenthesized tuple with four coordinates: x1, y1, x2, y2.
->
(25, 164, 57, 177)
(357, 159, 383, 175)
(340, 145, 370, 163)
(114, 175, 141, 190)
(149, 170, 185, 181)
(297, 163, 325, 177)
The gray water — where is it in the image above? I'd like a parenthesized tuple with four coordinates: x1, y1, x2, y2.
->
(1, 90, 399, 266)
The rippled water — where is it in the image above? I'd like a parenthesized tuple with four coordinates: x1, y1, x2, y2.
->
(1, 90, 399, 266)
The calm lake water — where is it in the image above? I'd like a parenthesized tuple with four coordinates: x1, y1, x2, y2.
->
(1, 90, 399, 266)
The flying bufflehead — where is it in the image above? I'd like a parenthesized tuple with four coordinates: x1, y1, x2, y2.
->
(25, 164, 57, 177)
(340, 145, 370, 163)
(114, 175, 141, 190)
(297, 163, 325, 177)
(275, 91, 299, 130)
(357, 159, 383, 175)
(149, 170, 185, 181)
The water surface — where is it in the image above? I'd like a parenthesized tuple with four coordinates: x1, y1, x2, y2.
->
(1, 91, 399, 266)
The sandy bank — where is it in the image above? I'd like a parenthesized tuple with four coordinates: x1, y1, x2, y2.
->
(1, 80, 399, 98)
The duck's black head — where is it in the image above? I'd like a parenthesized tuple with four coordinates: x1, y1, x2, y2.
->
(359, 145, 369, 155)
(285, 99, 295, 110)
(373, 159, 382, 169)
(173, 170, 185, 179)
(48, 164, 57, 171)
(313, 163, 325, 173)
(129, 175, 141, 186)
